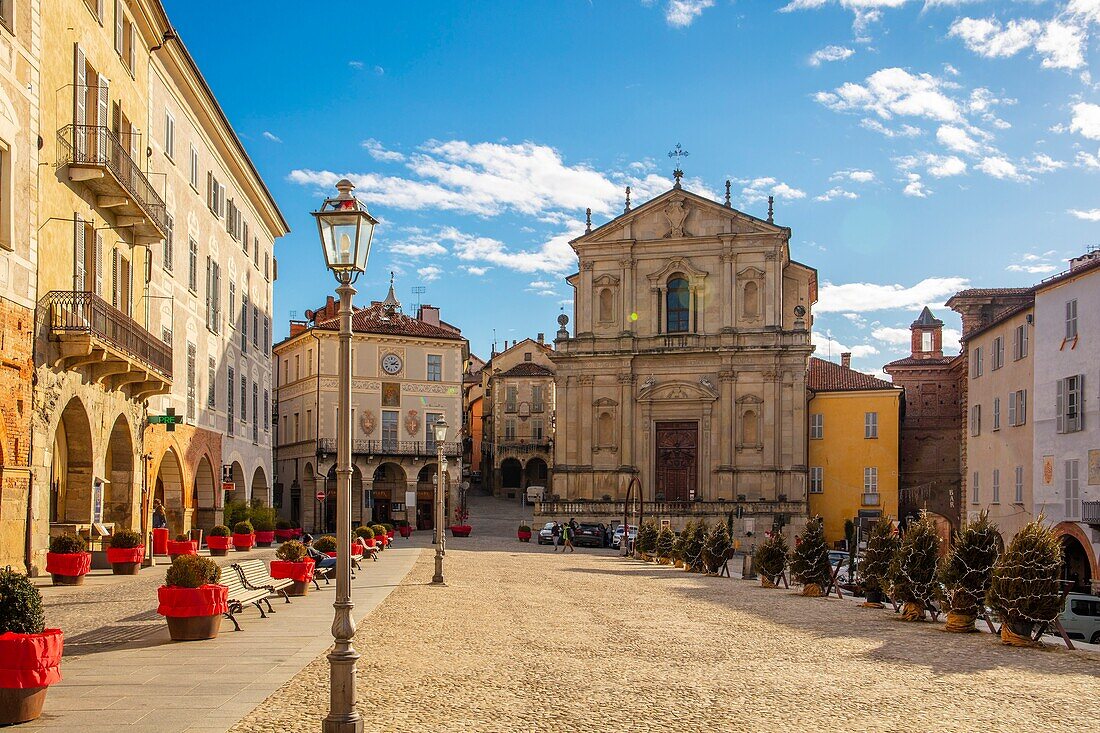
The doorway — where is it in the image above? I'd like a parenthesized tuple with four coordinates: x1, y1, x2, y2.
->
(655, 421, 697, 501)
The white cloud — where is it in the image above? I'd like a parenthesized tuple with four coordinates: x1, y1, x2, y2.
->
(897, 153, 967, 178)
(815, 187, 859, 202)
(262, 131, 282, 143)
(1068, 208, 1100, 221)
(417, 265, 442, 282)
(843, 312, 868, 327)
(1075, 149, 1100, 169)
(461, 266, 490, 276)
(949, 9, 1090, 72)
(871, 326, 912, 345)
(739, 177, 806, 205)
(975, 156, 1030, 181)
(832, 169, 876, 183)
(1035, 20, 1085, 69)
(373, 65, 385, 76)
(1070, 103, 1100, 141)
(362, 139, 405, 163)
(812, 332, 880, 360)
(662, 0, 715, 27)
(815, 68, 963, 123)
(948, 17, 1041, 58)
(936, 125, 983, 155)
(1007, 263, 1058, 273)
(903, 172, 929, 197)
(1025, 153, 1065, 173)
(860, 118, 922, 137)
(348, 60, 364, 69)
(441, 226, 580, 274)
(387, 234, 447, 258)
(816, 276, 970, 313)
(809, 45, 855, 66)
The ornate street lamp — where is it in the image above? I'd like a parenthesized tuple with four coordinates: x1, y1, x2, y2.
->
(313, 179, 376, 733)
(432, 416, 449, 585)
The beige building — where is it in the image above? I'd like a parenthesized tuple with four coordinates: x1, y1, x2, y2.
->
(273, 283, 466, 533)
(549, 181, 816, 533)
(479, 337, 555, 499)
(29, 0, 286, 572)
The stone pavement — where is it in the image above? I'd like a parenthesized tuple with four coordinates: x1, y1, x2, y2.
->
(29, 541, 423, 733)
(232, 493, 1099, 733)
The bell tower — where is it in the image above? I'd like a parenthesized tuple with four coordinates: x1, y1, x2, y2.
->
(910, 307, 944, 360)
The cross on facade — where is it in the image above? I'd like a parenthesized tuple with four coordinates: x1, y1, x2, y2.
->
(668, 143, 689, 188)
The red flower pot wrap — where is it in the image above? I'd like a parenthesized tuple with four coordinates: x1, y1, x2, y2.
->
(274, 529, 296, 541)
(399, 526, 412, 538)
(166, 540, 197, 557)
(517, 531, 532, 541)
(157, 585, 229, 618)
(450, 525, 472, 537)
(206, 535, 231, 551)
(45, 552, 91, 577)
(106, 546, 145, 564)
(387, 530, 394, 539)
(254, 531, 275, 544)
(231, 533, 255, 549)
(270, 559, 315, 583)
(152, 527, 170, 555)
(0, 630, 63, 689)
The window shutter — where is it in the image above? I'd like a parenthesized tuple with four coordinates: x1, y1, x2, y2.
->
(93, 233, 103, 296)
(96, 76, 109, 151)
(1078, 374, 1086, 431)
(110, 249, 119, 307)
(207, 171, 213, 210)
(1019, 390, 1026, 425)
(120, 256, 130, 315)
(73, 45, 86, 155)
(73, 215, 86, 291)
(205, 256, 211, 329)
(127, 22, 136, 70)
(1008, 392, 1016, 427)
(1056, 378, 1065, 433)
(114, 1, 123, 52)
(1021, 326, 1028, 357)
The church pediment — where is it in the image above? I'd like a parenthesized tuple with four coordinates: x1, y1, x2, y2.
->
(638, 378, 719, 403)
(592, 273, 620, 286)
(647, 256, 707, 284)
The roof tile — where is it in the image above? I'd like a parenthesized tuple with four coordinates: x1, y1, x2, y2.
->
(809, 357, 896, 392)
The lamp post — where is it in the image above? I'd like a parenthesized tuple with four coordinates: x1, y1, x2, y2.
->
(313, 179, 377, 733)
(432, 416, 448, 584)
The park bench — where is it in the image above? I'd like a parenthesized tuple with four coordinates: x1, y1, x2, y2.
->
(219, 567, 272, 631)
(232, 559, 292, 607)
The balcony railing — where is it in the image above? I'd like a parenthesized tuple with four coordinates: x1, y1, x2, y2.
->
(57, 124, 169, 239)
(485, 439, 552, 455)
(316, 438, 460, 457)
(1084, 501, 1100, 526)
(42, 290, 172, 378)
(536, 499, 806, 517)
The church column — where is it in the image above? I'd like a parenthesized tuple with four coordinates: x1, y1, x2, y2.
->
(618, 373, 634, 472)
(720, 249, 734, 331)
(579, 375, 595, 471)
(719, 370, 736, 468)
(579, 260, 594, 334)
(620, 257, 634, 334)
(764, 250, 779, 327)
(763, 369, 779, 497)
(654, 286, 664, 335)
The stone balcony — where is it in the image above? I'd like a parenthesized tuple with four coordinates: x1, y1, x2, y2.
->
(1084, 501, 1100, 527)
(315, 438, 461, 459)
(535, 499, 805, 519)
(556, 329, 811, 356)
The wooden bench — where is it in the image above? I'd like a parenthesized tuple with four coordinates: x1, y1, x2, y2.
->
(232, 559, 292, 607)
(219, 567, 272, 631)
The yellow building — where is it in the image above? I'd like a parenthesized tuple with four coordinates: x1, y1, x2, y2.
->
(807, 355, 901, 546)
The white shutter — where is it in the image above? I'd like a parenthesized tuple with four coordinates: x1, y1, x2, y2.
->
(1008, 391, 1016, 427)
(73, 215, 86, 291)
(73, 45, 87, 160)
(127, 22, 136, 71)
(93, 233, 103, 296)
(110, 249, 119, 307)
(205, 256, 212, 329)
(1056, 378, 1065, 434)
(114, 0, 123, 52)
(1019, 390, 1026, 425)
(96, 76, 109, 160)
(120, 256, 131, 315)
(1077, 374, 1086, 431)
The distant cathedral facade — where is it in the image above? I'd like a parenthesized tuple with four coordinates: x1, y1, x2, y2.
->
(551, 179, 817, 516)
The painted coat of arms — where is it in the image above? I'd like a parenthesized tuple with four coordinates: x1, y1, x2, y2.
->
(405, 409, 420, 436)
(359, 410, 376, 436)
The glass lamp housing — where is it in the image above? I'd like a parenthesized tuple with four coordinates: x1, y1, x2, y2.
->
(312, 179, 378, 277)
(432, 417, 449, 445)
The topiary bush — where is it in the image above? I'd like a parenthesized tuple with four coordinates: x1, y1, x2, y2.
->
(209, 525, 231, 537)
(354, 526, 375, 540)
(635, 520, 658, 558)
(175, 534, 190, 542)
(382, 523, 394, 532)
(683, 520, 708, 572)
(109, 529, 143, 549)
(0, 567, 45, 634)
(49, 534, 86, 554)
(655, 526, 676, 563)
(232, 520, 254, 535)
(518, 524, 531, 533)
(789, 515, 831, 596)
(889, 512, 941, 621)
(313, 535, 338, 553)
(250, 506, 276, 532)
(939, 512, 1000, 632)
(754, 531, 789, 587)
(703, 521, 734, 575)
(223, 499, 250, 530)
(861, 516, 899, 606)
(276, 540, 308, 563)
(988, 518, 1062, 646)
(165, 555, 220, 588)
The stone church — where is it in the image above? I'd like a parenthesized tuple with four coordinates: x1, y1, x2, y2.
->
(551, 178, 817, 526)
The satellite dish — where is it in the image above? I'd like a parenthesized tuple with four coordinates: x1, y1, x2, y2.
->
(304, 309, 314, 321)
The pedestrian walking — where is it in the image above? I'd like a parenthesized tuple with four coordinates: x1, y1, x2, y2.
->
(551, 521, 561, 552)
(562, 522, 575, 553)
(152, 500, 167, 529)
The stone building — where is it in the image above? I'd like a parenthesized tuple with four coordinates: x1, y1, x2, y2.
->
(479, 337, 555, 499)
(273, 283, 465, 533)
(0, 1, 40, 571)
(461, 353, 486, 484)
(28, 0, 286, 572)
(548, 179, 816, 535)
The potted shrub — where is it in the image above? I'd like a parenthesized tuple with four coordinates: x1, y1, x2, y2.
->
(939, 512, 1000, 633)
(207, 525, 232, 557)
(397, 519, 413, 538)
(989, 518, 1062, 647)
(106, 529, 145, 575)
(45, 533, 91, 586)
(517, 524, 532, 542)
(354, 525, 376, 550)
(889, 512, 941, 621)
(251, 507, 276, 548)
(274, 519, 297, 542)
(371, 524, 389, 547)
(156, 555, 227, 641)
(383, 523, 395, 540)
(232, 520, 255, 551)
(655, 526, 676, 564)
(703, 522, 734, 576)
(753, 531, 788, 588)
(635, 520, 658, 561)
(313, 535, 338, 554)
(270, 540, 315, 597)
(450, 524, 472, 537)
(167, 533, 198, 561)
(860, 516, 899, 608)
(789, 516, 831, 596)
(222, 499, 250, 531)
(0, 568, 63, 725)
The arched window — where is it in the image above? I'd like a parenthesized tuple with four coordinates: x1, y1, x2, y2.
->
(743, 281, 759, 319)
(666, 277, 690, 333)
(742, 410, 759, 445)
(598, 288, 613, 323)
(597, 411, 613, 446)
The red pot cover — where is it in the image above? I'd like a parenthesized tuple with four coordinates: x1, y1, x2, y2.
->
(206, 535, 232, 550)
(270, 559, 315, 583)
(232, 533, 254, 548)
(387, 530, 394, 539)
(365, 538, 376, 548)
(45, 552, 91, 577)
(518, 531, 532, 540)
(106, 546, 145, 564)
(152, 527, 170, 555)
(274, 529, 296, 541)
(399, 526, 412, 537)
(166, 541, 197, 556)
(324, 551, 337, 558)
(254, 531, 276, 544)
(0, 630, 63, 689)
(157, 584, 229, 618)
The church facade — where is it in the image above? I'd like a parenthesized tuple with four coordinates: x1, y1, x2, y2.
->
(550, 181, 817, 529)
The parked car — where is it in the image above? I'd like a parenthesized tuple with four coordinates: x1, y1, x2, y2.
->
(611, 525, 637, 550)
(827, 550, 860, 584)
(574, 523, 604, 548)
(537, 522, 556, 545)
(1057, 592, 1100, 644)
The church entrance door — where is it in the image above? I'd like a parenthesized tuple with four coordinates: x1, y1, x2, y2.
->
(655, 421, 697, 501)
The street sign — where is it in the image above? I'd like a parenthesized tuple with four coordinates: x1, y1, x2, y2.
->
(149, 407, 182, 432)
(316, 491, 326, 502)
(222, 481, 234, 493)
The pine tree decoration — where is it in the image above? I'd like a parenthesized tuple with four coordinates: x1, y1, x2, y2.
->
(789, 515, 831, 596)
(988, 518, 1062, 647)
(683, 520, 707, 572)
(673, 520, 693, 567)
(889, 512, 942, 621)
(655, 526, 676, 564)
(703, 521, 733, 575)
(753, 531, 789, 587)
(939, 512, 1000, 633)
(860, 516, 899, 607)
(635, 520, 658, 560)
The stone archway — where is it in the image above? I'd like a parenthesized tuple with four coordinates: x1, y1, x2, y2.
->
(524, 457, 548, 489)
(1056, 522, 1096, 593)
(193, 454, 217, 530)
(154, 447, 186, 535)
(228, 460, 246, 506)
(416, 464, 438, 530)
(50, 397, 93, 524)
(250, 466, 269, 506)
(372, 462, 406, 524)
(500, 458, 522, 489)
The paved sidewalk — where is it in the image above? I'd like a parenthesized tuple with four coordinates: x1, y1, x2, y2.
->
(26, 542, 423, 733)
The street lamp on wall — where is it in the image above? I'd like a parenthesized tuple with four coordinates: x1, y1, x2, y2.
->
(432, 416, 449, 585)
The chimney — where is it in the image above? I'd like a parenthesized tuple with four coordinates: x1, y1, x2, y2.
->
(418, 304, 440, 326)
(537, 332, 544, 344)
(840, 352, 851, 369)
(1070, 247, 1100, 271)
(289, 322, 307, 337)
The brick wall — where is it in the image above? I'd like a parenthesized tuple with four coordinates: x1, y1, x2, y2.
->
(0, 298, 33, 569)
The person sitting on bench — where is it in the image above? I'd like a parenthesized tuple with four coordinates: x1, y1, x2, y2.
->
(301, 534, 337, 570)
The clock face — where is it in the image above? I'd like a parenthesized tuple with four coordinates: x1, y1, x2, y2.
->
(381, 353, 402, 375)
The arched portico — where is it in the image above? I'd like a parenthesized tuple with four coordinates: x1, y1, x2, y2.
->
(1056, 522, 1096, 593)
(524, 457, 548, 489)
(372, 462, 406, 524)
(50, 397, 94, 524)
(154, 447, 186, 535)
(251, 466, 269, 506)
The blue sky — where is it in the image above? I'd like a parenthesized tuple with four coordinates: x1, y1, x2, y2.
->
(164, 0, 1100, 374)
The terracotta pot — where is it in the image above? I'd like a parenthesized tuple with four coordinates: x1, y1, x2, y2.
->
(165, 614, 222, 641)
(45, 552, 91, 586)
(0, 687, 49, 726)
(51, 573, 84, 586)
(210, 548, 228, 557)
(0, 629, 62, 724)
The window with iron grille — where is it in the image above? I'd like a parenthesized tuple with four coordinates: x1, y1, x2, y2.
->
(186, 343, 196, 421)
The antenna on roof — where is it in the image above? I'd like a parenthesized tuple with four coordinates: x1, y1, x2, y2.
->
(411, 285, 426, 312)
(289, 310, 298, 320)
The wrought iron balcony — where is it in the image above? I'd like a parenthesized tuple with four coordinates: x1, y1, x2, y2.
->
(316, 438, 460, 458)
(57, 125, 169, 241)
(485, 439, 552, 454)
(536, 499, 806, 518)
(1084, 501, 1100, 526)
(41, 290, 172, 400)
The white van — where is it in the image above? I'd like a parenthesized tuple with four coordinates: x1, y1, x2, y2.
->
(1058, 592, 1100, 645)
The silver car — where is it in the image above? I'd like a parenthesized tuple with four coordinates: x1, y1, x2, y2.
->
(611, 525, 637, 550)
(537, 522, 556, 545)
(1058, 592, 1100, 645)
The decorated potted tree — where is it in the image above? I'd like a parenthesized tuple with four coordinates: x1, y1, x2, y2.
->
(0, 568, 63, 725)
(655, 526, 676, 564)
(370, 524, 389, 548)
(397, 519, 413, 538)
(166, 534, 198, 561)
(635, 520, 658, 561)
(682, 520, 707, 572)
(106, 529, 145, 575)
(450, 507, 471, 537)
(517, 524, 532, 542)
(753, 531, 789, 588)
(231, 520, 255, 552)
(989, 518, 1062, 647)
(703, 521, 734, 576)
(789, 515, 831, 596)
(860, 516, 899, 608)
(206, 525, 232, 557)
(251, 507, 276, 548)
(889, 512, 941, 621)
(270, 540, 316, 597)
(156, 555, 227, 641)
(673, 520, 694, 567)
(45, 533, 91, 586)
(939, 512, 1000, 633)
